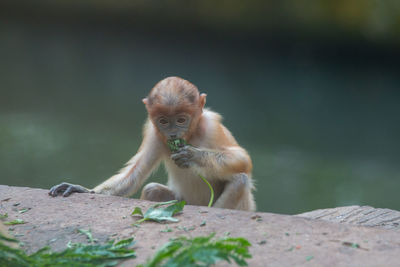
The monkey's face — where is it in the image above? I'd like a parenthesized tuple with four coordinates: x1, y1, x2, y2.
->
(155, 113, 192, 140)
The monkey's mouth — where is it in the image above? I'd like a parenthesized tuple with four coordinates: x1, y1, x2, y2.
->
(168, 132, 186, 140)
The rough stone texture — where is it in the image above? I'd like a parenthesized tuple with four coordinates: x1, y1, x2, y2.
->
(298, 206, 400, 230)
(1, 185, 400, 266)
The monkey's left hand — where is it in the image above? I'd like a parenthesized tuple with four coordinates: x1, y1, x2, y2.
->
(171, 145, 204, 168)
(49, 182, 93, 197)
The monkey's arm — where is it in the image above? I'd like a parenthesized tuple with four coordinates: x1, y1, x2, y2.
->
(171, 145, 252, 178)
(49, 120, 164, 197)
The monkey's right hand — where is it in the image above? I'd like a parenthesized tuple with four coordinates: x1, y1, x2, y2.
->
(48, 182, 93, 197)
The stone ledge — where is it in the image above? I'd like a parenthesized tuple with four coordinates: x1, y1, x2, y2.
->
(298, 205, 400, 229)
(1, 185, 399, 266)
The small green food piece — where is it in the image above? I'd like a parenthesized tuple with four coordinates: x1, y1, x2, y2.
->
(131, 200, 185, 224)
(140, 233, 252, 267)
(160, 227, 173, 233)
(177, 226, 195, 232)
(286, 246, 295, 252)
(18, 208, 30, 214)
(342, 241, 360, 249)
(4, 219, 26, 225)
(78, 229, 97, 243)
(167, 138, 187, 152)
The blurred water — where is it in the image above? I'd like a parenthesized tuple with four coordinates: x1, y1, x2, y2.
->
(1, 21, 399, 214)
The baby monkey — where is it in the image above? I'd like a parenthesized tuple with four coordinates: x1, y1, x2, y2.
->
(49, 77, 255, 211)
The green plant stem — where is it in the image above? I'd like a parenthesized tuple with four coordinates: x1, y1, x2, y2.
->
(135, 218, 147, 224)
(198, 173, 214, 207)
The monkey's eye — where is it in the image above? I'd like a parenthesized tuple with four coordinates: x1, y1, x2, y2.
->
(159, 118, 169, 125)
(177, 117, 186, 124)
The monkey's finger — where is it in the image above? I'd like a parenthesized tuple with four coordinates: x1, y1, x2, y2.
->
(171, 150, 187, 156)
(171, 151, 190, 160)
(48, 186, 58, 196)
(62, 186, 75, 197)
(174, 157, 189, 165)
(49, 183, 68, 197)
(176, 162, 191, 168)
(171, 153, 182, 161)
(177, 145, 195, 153)
(176, 147, 196, 158)
(175, 146, 191, 152)
(49, 185, 60, 196)
(180, 162, 191, 168)
(175, 158, 193, 169)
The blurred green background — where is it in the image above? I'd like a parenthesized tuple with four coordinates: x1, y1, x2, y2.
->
(1, 1, 399, 214)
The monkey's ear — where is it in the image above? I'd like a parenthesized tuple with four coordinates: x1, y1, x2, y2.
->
(142, 98, 148, 105)
(199, 93, 207, 108)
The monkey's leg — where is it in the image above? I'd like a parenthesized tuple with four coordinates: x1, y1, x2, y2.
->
(213, 173, 255, 211)
(140, 182, 178, 202)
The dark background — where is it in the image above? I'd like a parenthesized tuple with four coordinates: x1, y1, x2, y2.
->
(1, 0, 399, 214)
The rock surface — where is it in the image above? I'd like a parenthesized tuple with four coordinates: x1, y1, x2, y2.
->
(298, 205, 400, 229)
(1, 185, 400, 266)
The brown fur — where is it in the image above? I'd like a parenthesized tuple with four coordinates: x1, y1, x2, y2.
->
(147, 77, 200, 107)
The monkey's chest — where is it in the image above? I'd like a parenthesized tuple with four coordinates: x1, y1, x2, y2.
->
(163, 160, 224, 206)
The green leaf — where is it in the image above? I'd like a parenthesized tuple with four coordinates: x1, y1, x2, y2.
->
(0, 236, 136, 267)
(132, 200, 185, 224)
(0, 232, 18, 243)
(78, 229, 97, 243)
(113, 238, 134, 249)
(142, 233, 252, 267)
(0, 213, 8, 220)
(131, 207, 144, 217)
(4, 219, 26, 225)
